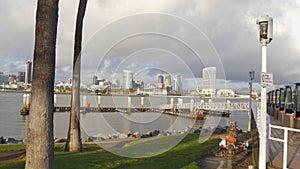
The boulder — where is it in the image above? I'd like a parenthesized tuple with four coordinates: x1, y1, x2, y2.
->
(119, 133, 128, 139)
(0, 136, 5, 144)
(146, 131, 153, 137)
(152, 130, 160, 137)
(6, 138, 18, 144)
(132, 132, 140, 138)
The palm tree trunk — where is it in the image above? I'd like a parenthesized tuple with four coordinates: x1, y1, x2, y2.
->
(25, 0, 59, 168)
(66, 0, 88, 152)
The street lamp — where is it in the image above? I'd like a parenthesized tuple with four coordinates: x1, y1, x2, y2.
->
(257, 15, 273, 169)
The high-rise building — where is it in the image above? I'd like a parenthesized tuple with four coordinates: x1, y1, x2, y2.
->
(8, 74, 17, 83)
(157, 74, 164, 89)
(164, 74, 171, 88)
(202, 67, 216, 97)
(0, 74, 8, 85)
(25, 61, 32, 84)
(174, 74, 182, 93)
(122, 70, 133, 89)
(92, 75, 98, 85)
(18, 72, 25, 82)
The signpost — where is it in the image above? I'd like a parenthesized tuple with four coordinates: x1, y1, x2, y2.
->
(261, 72, 273, 88)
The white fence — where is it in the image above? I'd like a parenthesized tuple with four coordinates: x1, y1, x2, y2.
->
(269, 125, 300, 169)
(160, 100, 252, 111)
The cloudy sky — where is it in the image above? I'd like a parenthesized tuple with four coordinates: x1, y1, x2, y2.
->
(0, 0, 300, 92)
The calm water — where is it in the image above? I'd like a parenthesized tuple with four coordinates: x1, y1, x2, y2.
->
(0, 92, 249, 139)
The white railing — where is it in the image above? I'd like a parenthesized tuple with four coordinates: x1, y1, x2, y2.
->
(269, 124, 300, 169)
(160, 101, 250, 111)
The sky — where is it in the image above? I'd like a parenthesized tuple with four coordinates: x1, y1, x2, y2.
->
(0, 0, 300, 93)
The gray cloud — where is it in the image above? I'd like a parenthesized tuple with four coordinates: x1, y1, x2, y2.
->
(0, 0, 299, 90)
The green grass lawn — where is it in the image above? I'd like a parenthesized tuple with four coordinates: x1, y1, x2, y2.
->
(0, 134, 219, 169)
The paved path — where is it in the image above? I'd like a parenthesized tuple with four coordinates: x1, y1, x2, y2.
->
(269, 116, 300, 169)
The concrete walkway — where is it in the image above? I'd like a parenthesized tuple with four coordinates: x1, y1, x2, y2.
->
(269, 116, 300, 169)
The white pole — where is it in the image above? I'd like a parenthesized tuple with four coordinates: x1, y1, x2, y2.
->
(283, 129, 288, 169)
(54, 94, 57, 107)
(190, 99, 194, 113)
(141, 97, 144, 108)
(83, 95, 87, 107)
(249, 75, 253, 131)
(170, 98, 174, 112)
(127, 96, 131, 112)
(26, 93, 30, 108)
(23, 94, 26, 108)
(226, 100, 230, 111)
(97, 95, 101, 108)
(259, 44, 268, 169)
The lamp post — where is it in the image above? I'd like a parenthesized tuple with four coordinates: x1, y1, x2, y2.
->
(249, 70, 254, 131)
(257, 15, 273, 169)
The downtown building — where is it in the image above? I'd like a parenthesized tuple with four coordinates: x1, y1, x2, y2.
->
(201, 67, 216, 97)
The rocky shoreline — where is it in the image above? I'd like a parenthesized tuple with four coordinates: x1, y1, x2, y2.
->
(1, 125, 233, 145)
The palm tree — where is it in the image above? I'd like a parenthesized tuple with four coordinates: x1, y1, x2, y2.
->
(66, 0, 88, 152)
(25, 0, 59, 168)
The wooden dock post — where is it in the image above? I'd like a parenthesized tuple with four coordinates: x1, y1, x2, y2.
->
(23, 94, 26, 108)
(127, 96, 131, 113)
(170, 98, 174, 113)
(200, 99, 204, 109)
(20, 93, 30, 115)
(83, 95, 87, 107)
(97, 95, 101, 109)
(26, 93, 30, 108)
(141, 96, 144, 109)
(190, 99, 194, 113)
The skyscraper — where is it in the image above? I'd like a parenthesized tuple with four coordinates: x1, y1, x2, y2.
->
(164, 74, 171, 88)
(157, 74, 164, 89)
(174, 74, 182, 93)
(25, 61, 32, 84)
(18, 72, 25, 83)
(92, 75, 98, 85)
(122, 70, 133, 89)
(202, 67, 216, 97)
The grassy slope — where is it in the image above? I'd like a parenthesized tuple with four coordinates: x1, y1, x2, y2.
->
(0, 134, 219, 169)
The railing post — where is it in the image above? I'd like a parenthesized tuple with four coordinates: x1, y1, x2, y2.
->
(97, 95, 101, 108)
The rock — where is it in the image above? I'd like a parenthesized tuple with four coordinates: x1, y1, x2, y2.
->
(111, 135, 118, 139)
(164, 131, 171, 136)
(132, 132, 140, 138)
(152, 130, 160, 137)
(0, 136, 5, 144)
(127, 132, 133, 137)
(214, 127, 223, 134)
(140, 134, 148, 138)
(194, 129, 201, 133)
(146, 131, 153, 137)
(97, 137, 105, 141)
(119, 133, 128, 139)
(87, 136, 95, 142)
(6, 138, 18, 144)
